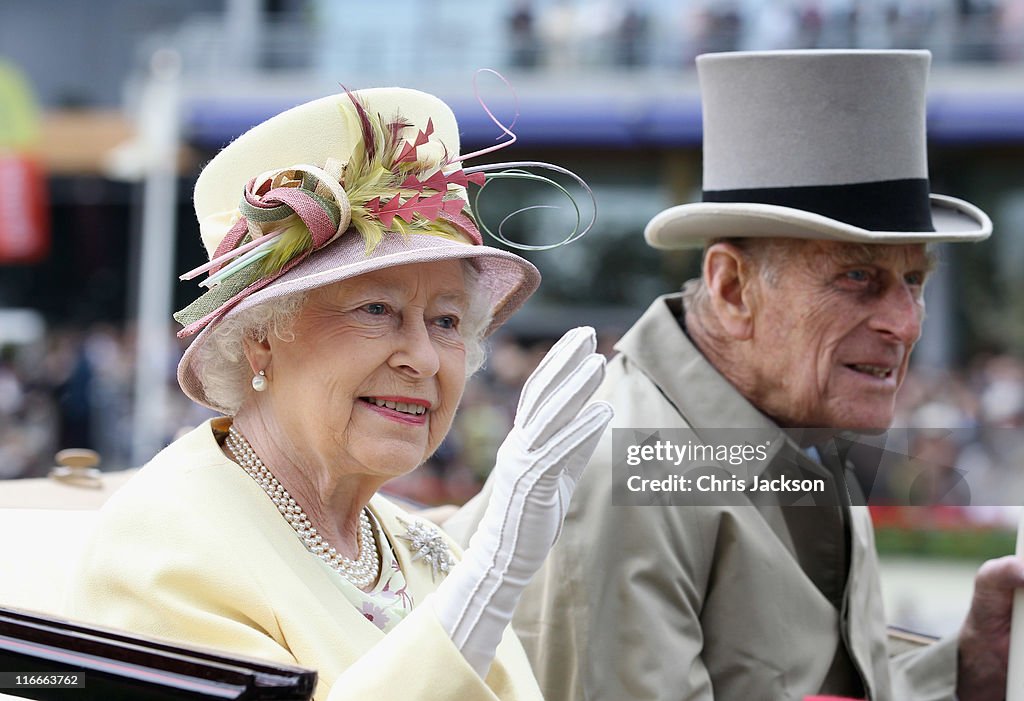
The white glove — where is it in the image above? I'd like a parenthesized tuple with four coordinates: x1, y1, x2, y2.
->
(430, 326, 613, 677)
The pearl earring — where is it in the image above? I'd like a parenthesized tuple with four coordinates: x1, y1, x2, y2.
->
(251, 369, 268, 392)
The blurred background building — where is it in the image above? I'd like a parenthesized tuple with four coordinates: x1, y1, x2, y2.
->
(1, 0, 1023, 636)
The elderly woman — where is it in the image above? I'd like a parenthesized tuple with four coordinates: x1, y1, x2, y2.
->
(66, 88, 612, 701)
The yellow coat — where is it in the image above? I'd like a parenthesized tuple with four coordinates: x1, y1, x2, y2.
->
(66, 419, 542, 701)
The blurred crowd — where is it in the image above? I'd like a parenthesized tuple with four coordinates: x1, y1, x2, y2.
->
(2, 323, 1023, 528)
(868, 353, 1024, 527)
(0, 324, 204, 480)
(504, 0, 1024, 70)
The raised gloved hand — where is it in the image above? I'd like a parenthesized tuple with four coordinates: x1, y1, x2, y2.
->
(430, 326, 613, 677)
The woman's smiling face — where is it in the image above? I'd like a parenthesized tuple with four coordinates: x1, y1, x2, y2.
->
(256, 259, 470, 481)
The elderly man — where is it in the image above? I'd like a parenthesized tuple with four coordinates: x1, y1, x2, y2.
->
(448, 50, 1024, 700)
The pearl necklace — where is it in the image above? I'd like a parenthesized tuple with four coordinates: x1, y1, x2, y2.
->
(226, 426, 380, 589)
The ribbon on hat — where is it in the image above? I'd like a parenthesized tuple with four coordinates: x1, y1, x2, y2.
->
(174, 163, 353, 336)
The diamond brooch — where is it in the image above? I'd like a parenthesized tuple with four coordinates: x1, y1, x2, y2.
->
(395, 517, 455, 581)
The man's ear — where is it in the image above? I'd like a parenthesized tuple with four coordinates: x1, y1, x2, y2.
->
(703, 242, 758, 340)
(242, 334, 273, 379)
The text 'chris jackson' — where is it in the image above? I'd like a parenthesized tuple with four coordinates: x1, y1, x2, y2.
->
(625, 473, 827, 494)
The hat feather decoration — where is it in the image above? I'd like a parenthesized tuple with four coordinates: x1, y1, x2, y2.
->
(174, 73, 596, 339)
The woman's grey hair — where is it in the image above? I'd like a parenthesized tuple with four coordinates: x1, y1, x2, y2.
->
(195, 260, 493, 414)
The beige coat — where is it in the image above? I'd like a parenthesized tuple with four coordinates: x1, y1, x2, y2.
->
(448, 294, 957, 701)
(66, 418, 542, 701)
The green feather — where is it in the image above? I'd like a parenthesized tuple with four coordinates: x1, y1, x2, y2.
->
(253, 219, 312, 277)
(352, 213, 386, 254)
(335, 94, 472, 255)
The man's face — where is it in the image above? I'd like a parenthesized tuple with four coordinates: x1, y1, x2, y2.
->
(742, 240, 931, 431)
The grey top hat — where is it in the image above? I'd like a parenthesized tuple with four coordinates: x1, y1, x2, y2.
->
(645, 50, 992, 249)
